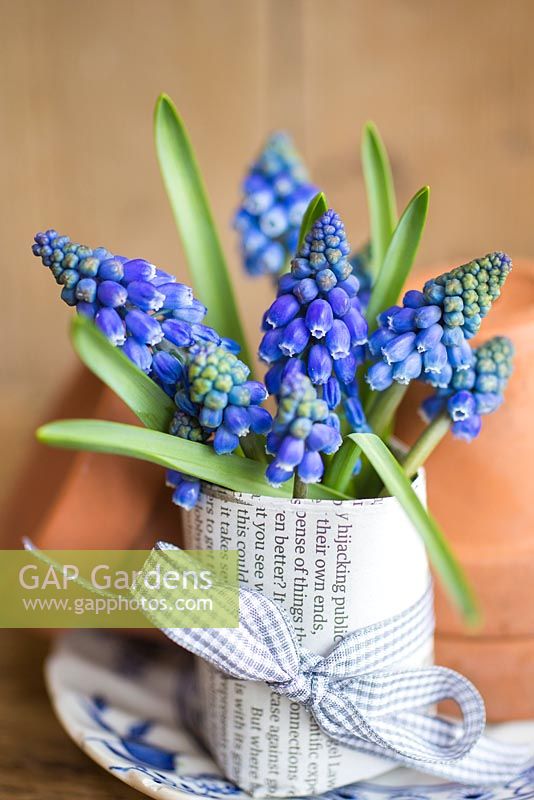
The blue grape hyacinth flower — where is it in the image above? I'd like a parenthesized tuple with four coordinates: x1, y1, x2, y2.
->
(260, 208, 369, 429)
(234, 132, 317, 277)
(31, 229, 221, 379)
(175, 342, 272, 455)
(265, 370, 342, 487)
(366, 252, 512, 393)
(421, 336, 514, 442)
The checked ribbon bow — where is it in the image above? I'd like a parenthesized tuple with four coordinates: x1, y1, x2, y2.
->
(135, 543, 532, 786)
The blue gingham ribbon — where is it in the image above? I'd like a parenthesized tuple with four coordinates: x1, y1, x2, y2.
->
(137, 542, 532, 786)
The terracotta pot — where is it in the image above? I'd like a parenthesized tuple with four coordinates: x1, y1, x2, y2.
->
(1, 368, 179, 551)
(396, 258, 534, 720)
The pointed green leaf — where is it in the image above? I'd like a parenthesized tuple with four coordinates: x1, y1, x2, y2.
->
(361, 122, 397, 280)
(366, 186, 429, 334)
(297, 192, 329, 250)
(350, 432, 479, 625)
(36, 418, 350, 502)
(154, 93, 252, 369)
(71, 316, 174, 431)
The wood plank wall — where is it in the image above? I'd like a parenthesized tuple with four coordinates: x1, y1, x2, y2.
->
(1, 0, 534, 507)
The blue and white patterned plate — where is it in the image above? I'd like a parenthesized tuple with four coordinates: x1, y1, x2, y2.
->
(45, 631, 534, 800)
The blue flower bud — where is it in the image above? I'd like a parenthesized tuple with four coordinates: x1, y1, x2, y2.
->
(423, 343, 448, 373)
(98, 258, 125, 281)
(279, 318, 309, 356)
(266, 294, 300, 328)
(333, 353, 356, 384)
(125, 309, 163, 346)
(308, 344, 333, 384)
(212, 426, 240, 455)
(265, 461, 293, 487)
(75, 278, 97, 303)
(441, 326, 464, 347)
(95, 307, 126, 345)
(447, 341, 474, 370)
(451, 414, 482, 442)
(366, 361, 394, 391)
(298, 450, 324, 483)
(325, 319, 351, 360)
(344, 307, 368, 346)
(159, 282, 194, 310)
(152, 351, 183, 386)
(390, 307, 417, 333)
(378, 305, 401, 328)
(293, 277, 319, 304)
(403, 290, 426, 308)
(344, 396, 370, 432)
(248, 406, 272, 434)
(223, 406, 251, 436)
(414, 304, 442, 329)
(382, 332, 416, 364)
(77, 301, 97, 319)
(172, 298, 207, 324)
(393, 351, 423, 384)
(152, 268, 177, 287)
(447, 390, 477, 421)
(259, 328, 283, 363)
(316, 268, 337, 292)
(255, 242, 286, 275)
(278, 273, 300, 294)
(122, 259, 156, 284)
(305, 299, 334, 338)
(276, 435, 305, 468)
(121, 338, 152, 373)
(171, 477, 201, 510)
(324, 376, 341, 409)
(260, 205, 288, 238)
(190, 323, 222, 346)
(420, 394, 447, 423)
(127, 280, 165, 312)
(97, 280, 128, 308)
(328, 286, 351, 317)
(338, 275, 360, 297)
(161, 319, 194, 347)
(368, 327, 396, 357)
(424, 362, 453, 388)
(415, 323, 443, 353)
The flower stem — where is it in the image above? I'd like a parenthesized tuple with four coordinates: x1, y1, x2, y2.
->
(240, 433, 267, 463)
(293, 476, 308, 499)
(324, 382, 408, 496)
(366, 382, 409, 439)
(401, 412, 451, 479)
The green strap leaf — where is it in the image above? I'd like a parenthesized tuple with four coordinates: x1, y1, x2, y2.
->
(350, 432, 480, 626)
(71, 315, 174, 431)
(297, 192, 329, 250)
(361, 122, 397, 280)
(366, 186, 430, 334)
(37, 418, 350, 502)
(154, 93, 253, 369)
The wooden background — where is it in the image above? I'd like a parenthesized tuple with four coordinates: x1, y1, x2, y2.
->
(1, 2, 534, 796)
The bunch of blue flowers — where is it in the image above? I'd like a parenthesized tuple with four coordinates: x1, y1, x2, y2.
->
(233, 132, 317, 276)
(265, 369, 342, 489)
(366, 252, 512, 392)
(421, 336, 514, 442)
(33, 229, 272, 508)
(259, 209, 369, 430)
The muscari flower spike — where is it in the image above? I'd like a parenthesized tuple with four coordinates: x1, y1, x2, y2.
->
(234, 132, 317, 277)
(32, 229, 261, 510)
(366, 252, 512, 393)
(260, 209, 370, 432)
(421, 336, 514, 442)
(266, 371, 342, 487)
(174, 342, 272, 455)
(31, 229, 222, 380)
